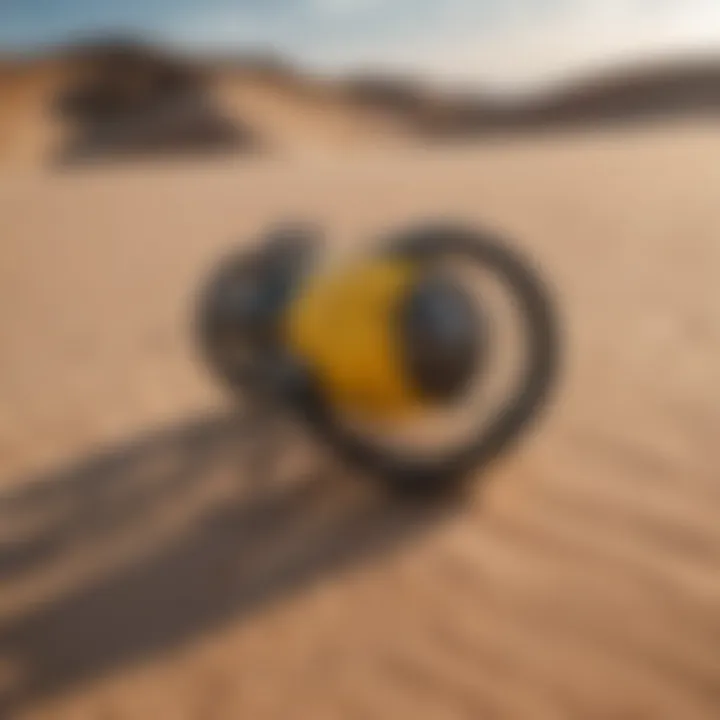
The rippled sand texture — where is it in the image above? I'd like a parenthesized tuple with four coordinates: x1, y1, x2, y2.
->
(1, 120, 719, 719)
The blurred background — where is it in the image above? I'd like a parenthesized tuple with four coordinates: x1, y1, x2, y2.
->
(1, 2, 720, 719)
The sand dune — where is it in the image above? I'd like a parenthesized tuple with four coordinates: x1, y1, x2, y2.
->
(4, 46, 720, 168)
(0, 115, 719, 718)
(0, 59, 71, 167)
(0, 49, 406, 168)
(1, 41, 720, 720)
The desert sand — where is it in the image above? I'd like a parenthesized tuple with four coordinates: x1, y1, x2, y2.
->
(0, 61, 719, 719)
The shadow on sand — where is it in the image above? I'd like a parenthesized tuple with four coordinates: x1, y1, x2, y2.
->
(0, 407, 459, 716)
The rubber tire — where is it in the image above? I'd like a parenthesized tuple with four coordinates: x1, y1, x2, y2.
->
(289, 222, 560, 497)
(195, 227, 320, 399)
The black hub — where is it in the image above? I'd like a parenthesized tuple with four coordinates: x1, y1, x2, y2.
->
(397, 270, 485, 404)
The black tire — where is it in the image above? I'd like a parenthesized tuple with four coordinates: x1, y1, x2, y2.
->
(195, 247, 266, 396)
(195, 225, 320, 399)
(290, 222, 561, 497)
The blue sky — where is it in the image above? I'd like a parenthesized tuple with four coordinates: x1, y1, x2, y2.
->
(2, 0, 720, 88)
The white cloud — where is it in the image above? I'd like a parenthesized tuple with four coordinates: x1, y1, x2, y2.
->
(306, 0, 720, 91)
(307, 0, 385, 14)
(163, 0, 720, 89)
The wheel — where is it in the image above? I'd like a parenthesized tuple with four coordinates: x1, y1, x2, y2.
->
(289, 222, 560, 497)
(195, 224, 320, 399)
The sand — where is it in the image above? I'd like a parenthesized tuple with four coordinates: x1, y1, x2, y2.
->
(0, 90, 719, 719)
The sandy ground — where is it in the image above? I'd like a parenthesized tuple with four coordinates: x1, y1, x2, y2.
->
(1, 122, 719, 719)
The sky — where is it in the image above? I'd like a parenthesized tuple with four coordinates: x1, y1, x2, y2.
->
(2, 0, 720, 89)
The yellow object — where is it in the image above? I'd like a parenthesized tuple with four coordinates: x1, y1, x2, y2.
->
(284, 258, 422, 419)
